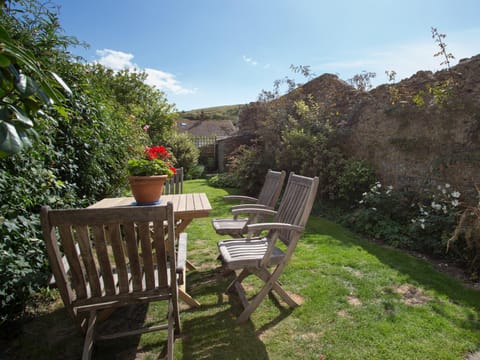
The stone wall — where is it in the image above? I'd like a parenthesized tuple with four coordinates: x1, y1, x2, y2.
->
(239, 54, 480, 199)
(343, 55, 480, 197)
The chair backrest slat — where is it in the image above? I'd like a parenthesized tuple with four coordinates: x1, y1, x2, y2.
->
(75, 224, 102, 297)
(153, 220, 169, 287)
(138, 222, 155, 289)
(123, 221, 143, 292)
(91, 225, 116, 296)
(58, 224, 87, 299)
(273, 173, 319, 246)
(256, 170, 287, 208)
(107, 224, 129, 293)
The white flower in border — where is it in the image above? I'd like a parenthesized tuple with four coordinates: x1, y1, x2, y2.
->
(431, 202, 442, 211)
(451, 200, 459, 207)
(452, 191, 461, 198)
(445, 183, 451, 188)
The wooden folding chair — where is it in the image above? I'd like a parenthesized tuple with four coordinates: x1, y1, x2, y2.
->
(217, 173, 319, 323)
(163, 167, 184, 195)
(40, 203, 182, 359)
(212, 169, 286, 237)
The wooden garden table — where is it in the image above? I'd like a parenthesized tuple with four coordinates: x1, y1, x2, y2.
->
(89, 193, 212, 237)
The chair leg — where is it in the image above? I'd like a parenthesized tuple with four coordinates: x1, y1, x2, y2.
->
(253, 268, 299, 308)
(226, 268, 250, 293)
(82, 310, 97, 360)
(236, 280, 273, 324)
(166, 302, 174, 360)
(236, 264, 293, 324)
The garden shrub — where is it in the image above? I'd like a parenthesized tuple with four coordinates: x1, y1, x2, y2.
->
(164, 132, 199, 177)
(188, 165, 205, 179)
(337, 159, 376, 205)
(0, 143, 80, 324)
(448, 187, 480, 275)
(409, 184, 461, 255)
(207, 172, 239, 188)
(343, 181, 479, 274)
(343, 182, 417, 248)
(0, 0, 179, 324)
(226, 144, 271, 195)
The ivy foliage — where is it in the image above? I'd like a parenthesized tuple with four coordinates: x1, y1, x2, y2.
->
(0, 0, 177, 324)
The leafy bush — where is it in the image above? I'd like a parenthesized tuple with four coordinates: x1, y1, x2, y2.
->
(0, 148, 79, 324)
(164, 132, 199, 177)
(0, 1, 177, 324)
(410, 184, 461, 255)
(337, 159, 376, 204)
(207, 173, 239, 188)
(448, 186, 480, 274)
(226, 145, 271, 195)
(343, 182, 416, 248)
(188, 164, 205, 179)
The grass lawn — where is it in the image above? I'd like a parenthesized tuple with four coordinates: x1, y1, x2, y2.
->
(2, 179, 480, 359)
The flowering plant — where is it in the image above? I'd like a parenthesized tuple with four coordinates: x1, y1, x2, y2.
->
(127, 145, 176, 177)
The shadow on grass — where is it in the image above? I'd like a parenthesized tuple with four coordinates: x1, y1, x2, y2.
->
(303, 216, 480, 323)
(0, 301, 175, 360)
(0, 306, 83, 360)
(182, 267, 296, 359)
(94, 304, 150, 360)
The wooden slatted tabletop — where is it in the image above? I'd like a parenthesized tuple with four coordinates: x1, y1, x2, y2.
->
(89, 193, 212, 219)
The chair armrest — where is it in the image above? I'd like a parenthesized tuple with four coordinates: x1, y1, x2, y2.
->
(231, 207, 277, 217)
(176, 233, 187, 284)
(223, 195, 259, 203)
(247, 222, 304, 234)
(230, 204, 273, 211)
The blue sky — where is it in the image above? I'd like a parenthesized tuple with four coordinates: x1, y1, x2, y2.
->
(54, 0, 480, 111)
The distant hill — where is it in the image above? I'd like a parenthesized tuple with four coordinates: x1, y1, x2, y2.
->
(178, 104, 245, 125)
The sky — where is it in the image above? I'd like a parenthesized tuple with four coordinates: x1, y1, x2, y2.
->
(53, 0, 480, 111)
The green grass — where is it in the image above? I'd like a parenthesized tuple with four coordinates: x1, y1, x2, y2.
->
(3, 179, 480, 359)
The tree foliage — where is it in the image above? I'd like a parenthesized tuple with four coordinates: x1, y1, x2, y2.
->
(0, 0, 178, 324)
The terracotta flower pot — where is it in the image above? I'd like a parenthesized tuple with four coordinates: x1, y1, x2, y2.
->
(127, 175, 168, 205)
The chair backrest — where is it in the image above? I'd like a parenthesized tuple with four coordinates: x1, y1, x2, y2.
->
(272, 172, 319, 246)
(40, 203, 178, 329)
(256, 169, 287, 207)
(163, 167, 184, 195)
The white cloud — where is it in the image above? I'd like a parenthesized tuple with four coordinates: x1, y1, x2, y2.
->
(95, 48, 194, 95)
(243, 55, 258, 66)
(95, 49, 137, 70)
(144, 68, 196, 95)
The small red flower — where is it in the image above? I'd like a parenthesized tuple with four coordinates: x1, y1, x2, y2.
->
(144, 146, 171, 161)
